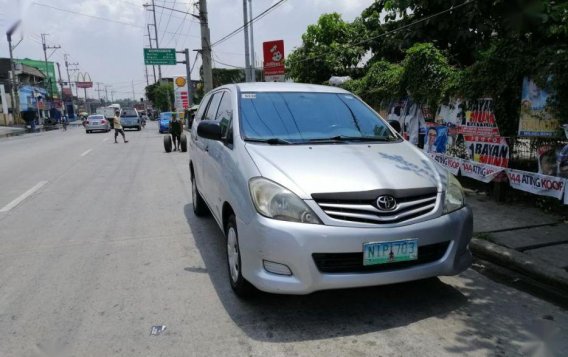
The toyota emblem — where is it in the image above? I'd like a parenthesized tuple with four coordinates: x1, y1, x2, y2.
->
(376, 195, 397, 211)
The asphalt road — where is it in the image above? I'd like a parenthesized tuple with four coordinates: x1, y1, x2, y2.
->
(0, 122, 566, 357)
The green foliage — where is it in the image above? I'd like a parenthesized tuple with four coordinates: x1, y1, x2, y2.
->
(145, 82, 174, 112)
(212, 68, 245, 88)
(401, 43, 458, 109)
(286, 13, 366, 83)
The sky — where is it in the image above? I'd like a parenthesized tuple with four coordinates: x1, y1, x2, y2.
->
(0, 0, 375, 101)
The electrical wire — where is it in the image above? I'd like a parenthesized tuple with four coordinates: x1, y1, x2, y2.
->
(32, 2, 144, 29)
(159, 0, 176, 44)
(211, 0, 287, 48)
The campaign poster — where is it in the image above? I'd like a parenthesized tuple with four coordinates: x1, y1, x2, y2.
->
(461, 160, 506, 183)
(507, 169, 565, 200)
(430, 154, 461, 176)
(423, 124, 448, 154)
(538, 144, 568, 179)
(518, 77, 560, 137)
(458, 98, 500, 137)
(465, 135, 509, 168)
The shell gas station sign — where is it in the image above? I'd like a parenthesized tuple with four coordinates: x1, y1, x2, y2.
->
(174, 76, 191, 112)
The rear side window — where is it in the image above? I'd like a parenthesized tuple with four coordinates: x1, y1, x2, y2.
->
(215, 92, 233, 137)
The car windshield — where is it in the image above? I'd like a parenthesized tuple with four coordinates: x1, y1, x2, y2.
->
(239, 92, 397, 144)
(160, 113, 173, 120)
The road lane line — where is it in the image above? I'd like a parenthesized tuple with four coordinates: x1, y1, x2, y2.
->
(81, 149, 93, 157)
(0, 181, 48, 213)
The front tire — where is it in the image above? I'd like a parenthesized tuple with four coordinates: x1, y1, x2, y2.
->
(191, 174, 209, 217)
(226, 215, 255, 298)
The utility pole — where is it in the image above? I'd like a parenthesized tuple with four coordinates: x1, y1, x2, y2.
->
(63, 54, 78, 110)
(248, 0, 256, 82)
(151, 0, 162, 80)
(147, 25, 157, 83)
(6, 20, 21, 122)
(131, 80, 136, 101)
(199, 0, 213, 93)
(40, 33, 61, 98)
(95, 82, 104, 103)
(242, 0, 251, 82)
(105, 85, 111, 102)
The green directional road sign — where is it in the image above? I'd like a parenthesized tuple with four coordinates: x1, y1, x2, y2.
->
(144, 48, 177, 65)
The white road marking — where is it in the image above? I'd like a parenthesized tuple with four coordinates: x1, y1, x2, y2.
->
(0, 181, 48, 213)
(81, 149, 93, 157)
(103, 138, 109, 142)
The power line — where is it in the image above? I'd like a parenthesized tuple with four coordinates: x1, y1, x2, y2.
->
(32, 2, 144, 29)
(211, 0, 287, 48)
(159, 0, 177, 44)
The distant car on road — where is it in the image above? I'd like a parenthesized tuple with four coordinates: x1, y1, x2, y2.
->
(158, 112, 174, 133)
(120, 108, 142, 131)
(85, 114, 110, 133)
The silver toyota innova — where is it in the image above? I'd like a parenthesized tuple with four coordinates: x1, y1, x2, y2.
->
(189, 83, 472, 296)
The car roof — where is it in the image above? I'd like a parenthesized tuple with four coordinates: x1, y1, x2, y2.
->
(221, 82, 350, 94)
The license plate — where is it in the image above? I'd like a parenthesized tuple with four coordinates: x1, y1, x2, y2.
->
(363, 239, 418, 266)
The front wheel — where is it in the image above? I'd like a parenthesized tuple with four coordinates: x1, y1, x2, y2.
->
(226, 215, 255, 298)
(191, 175, 209, 217)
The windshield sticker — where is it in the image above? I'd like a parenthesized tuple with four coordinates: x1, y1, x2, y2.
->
(242, 93, 256, 99)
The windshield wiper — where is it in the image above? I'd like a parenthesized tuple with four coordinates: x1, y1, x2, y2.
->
(244, 137, 292, 145)
(306, 136, 395, 143)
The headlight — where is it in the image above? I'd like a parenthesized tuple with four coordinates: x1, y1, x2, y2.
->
(444, 173, 465, 214)
(249, 178, 321, 224)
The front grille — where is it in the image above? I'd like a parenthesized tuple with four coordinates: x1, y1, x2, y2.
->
(312, 241, 450, 274)
(312, 188, 438, 225)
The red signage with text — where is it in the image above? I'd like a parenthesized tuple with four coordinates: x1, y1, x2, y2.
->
(263, 40, 285, 76)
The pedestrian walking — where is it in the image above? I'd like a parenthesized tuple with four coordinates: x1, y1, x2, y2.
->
(113, 111, 128, 144)
(169, 113, 183, 151)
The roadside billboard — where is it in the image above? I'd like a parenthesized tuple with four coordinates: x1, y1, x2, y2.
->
(263, 40, 285, 82)
(17, 58, 58, 97)
(518, 77, 560, 137)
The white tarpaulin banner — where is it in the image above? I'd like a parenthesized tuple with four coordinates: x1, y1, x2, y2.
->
(506, 169, 566, 200)
(430, 154, 462, 176)
(460, 160, 506, 183)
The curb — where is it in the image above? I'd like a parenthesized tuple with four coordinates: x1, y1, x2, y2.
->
(470, 238, 568, 293)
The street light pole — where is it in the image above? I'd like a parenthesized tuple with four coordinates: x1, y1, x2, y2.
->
(147, 25, 157, 83)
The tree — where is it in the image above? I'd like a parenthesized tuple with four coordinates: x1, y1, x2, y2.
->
(145, 82, 174, 112)
(286, 13, 366, 84)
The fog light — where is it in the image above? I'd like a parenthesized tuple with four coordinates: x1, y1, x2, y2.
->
(263, 260, 292, 276)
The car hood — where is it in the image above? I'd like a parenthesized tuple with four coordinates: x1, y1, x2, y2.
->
(244, 142, 444, 199)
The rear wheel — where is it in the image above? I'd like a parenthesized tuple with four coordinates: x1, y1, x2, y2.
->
(164, 135, 172, 152)
(180, 133, 187, 152)
(191, 174, 209, 217)
(137, 126, 141, 131)
(226, 215, 255, 298)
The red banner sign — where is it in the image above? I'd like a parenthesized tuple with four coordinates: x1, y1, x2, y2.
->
(263, 40, 285, 76)
(76, 81, 93, 89)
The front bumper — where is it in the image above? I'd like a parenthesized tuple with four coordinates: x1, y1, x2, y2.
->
(238, 206, 473, 295)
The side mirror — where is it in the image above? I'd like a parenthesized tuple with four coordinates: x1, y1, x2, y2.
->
(388, 120, 402, 134)
(197, 120, 222, 141)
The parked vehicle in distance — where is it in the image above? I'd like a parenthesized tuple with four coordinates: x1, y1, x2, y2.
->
(189, 83, 473, 297)
(120, 108, 141, 130)
(158, 112, 174, 133)
(85, 114, 110, 133)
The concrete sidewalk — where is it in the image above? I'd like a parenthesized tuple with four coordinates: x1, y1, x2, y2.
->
(466, 189, 568, 293)
(0, 125, 26, 137)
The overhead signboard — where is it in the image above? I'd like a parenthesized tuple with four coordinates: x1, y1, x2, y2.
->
(144, 48, 176, 65)
(263, 40, 285, 81)
(16, 58, 58, 96)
